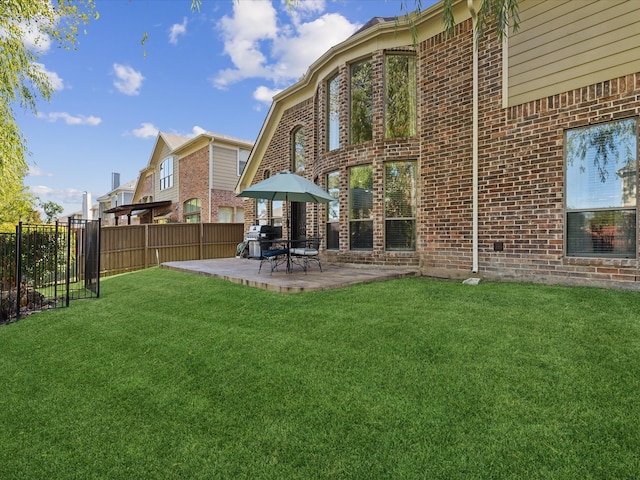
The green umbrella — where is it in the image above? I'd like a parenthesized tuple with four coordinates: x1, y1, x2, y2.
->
(237, 170, 334, 203)
(237, 171, 334, 272)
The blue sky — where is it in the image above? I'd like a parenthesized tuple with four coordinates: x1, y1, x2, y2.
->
(18, 0, 435, 216)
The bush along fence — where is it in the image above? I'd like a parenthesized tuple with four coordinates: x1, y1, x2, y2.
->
(0, 219, 101, 324)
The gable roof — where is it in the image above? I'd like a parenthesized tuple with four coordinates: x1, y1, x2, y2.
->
(161, 132, 191, 151)
(133, 130, 255, 202)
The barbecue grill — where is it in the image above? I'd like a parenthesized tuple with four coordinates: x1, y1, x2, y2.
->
(243, 225, 281, 258)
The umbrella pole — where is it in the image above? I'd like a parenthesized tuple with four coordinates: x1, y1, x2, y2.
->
(286, 194, 292, 273)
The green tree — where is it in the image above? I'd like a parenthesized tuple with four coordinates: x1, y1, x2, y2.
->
(350, 59, 373, 144)
(1, 0, 517, 235)
(0, 0, 96, 231)
(40, 200, 64, 224)
(402, 0, 520, 44)
(0, 182, 37, 232)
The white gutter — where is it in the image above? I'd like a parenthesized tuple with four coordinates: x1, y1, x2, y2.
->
(469, 0, 479, 273)
(209, 142, 214, 222)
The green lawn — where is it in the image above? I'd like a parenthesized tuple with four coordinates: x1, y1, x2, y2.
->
(1, 267, 639, 479)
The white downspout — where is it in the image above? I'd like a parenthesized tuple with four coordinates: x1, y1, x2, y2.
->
(469, 0, 479, 273)
(209, 142, 214, 222)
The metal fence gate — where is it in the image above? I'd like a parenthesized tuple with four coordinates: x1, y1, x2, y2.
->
(0, 219, 101, 324)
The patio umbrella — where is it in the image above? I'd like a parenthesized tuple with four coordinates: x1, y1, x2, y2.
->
(237, 170, 334, 271)
(237, 170, 334, 203)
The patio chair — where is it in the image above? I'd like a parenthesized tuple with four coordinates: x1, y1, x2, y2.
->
(290, 236, 322, 273)
(258, 240, 288, 274)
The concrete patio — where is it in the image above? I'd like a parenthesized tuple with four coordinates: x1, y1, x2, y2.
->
(162, 257, 419, 293)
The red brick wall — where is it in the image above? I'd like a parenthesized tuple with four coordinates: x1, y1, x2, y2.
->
(211, 189, 245, 223)
(179, 147, 210, 222)
(252, 18, 640, 288)
(139, 173, 154, 202)
(419, 21, 475, 275)
(479, 61, 640, 288)
(179, 147, 245, 223)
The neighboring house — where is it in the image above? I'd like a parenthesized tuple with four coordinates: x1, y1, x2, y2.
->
(97, 174, 136, 226)
(133, 131, 252, 224)
(237, 0, 640, 290)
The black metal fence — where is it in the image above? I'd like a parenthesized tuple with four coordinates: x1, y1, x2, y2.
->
(0, 219, 101, 324)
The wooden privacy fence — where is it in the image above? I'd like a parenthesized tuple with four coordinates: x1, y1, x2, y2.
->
(100, 223, 244, 276)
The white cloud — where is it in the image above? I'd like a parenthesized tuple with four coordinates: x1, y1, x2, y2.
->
(169, 17, 188, 44)
(18, 20, 53, 53)
(131, 122, 159, 138)
(286, 0, 326, 24)
(212, 1, 278, 89)
(36, 112, 101, 126)
(272, 13, 357, 78)
(113, 63, 144, 96)
(28, 165, 54, 177)
(34, 63, 64, 91)
(212, 0, 358, 90)
(253, 85, 282, 105)
(191, 125, 207, 136)
(29, 185, 85, 205)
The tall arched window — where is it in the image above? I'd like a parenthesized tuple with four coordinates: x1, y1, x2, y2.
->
(159, 157, 174, 190)
(385, 54, 417, 139)
(183, 198, 201, 223)
(350, 59, 373, 144)
(292, 127, 305, 174)
(327, 73, 340, 151)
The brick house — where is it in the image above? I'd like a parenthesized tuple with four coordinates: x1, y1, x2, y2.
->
(133, 131, 253, 224)
(237, 0, 640, 290)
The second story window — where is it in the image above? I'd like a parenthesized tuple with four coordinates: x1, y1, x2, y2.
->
(327, 73, 340, 151)
(160, 157, 173, 190)
(292, 128, 305, 174)
(350, 59, 373, 145)
(238, 148, 250, 176)
(385, 54, 416, 139)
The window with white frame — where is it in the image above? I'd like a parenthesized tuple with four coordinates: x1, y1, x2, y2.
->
(160, 157, 174, 190)
(238, 148, 250, 176)
(184, 198, 201, 223)
(565, 118, 637, 257)
(384, 161, 416, 250)
(218, 206, 233, 223)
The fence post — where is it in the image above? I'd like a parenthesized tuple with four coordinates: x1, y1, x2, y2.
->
(96, 219, 101, 298)
(144, 224, 149, 269)
(66, 217, 72, 307)
(15, 223, 22, 320)
(199, 222, 204, 260)
(54, 221, 59, 300)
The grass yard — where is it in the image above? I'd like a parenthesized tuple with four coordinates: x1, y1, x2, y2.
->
(1, 267, 639, 479)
